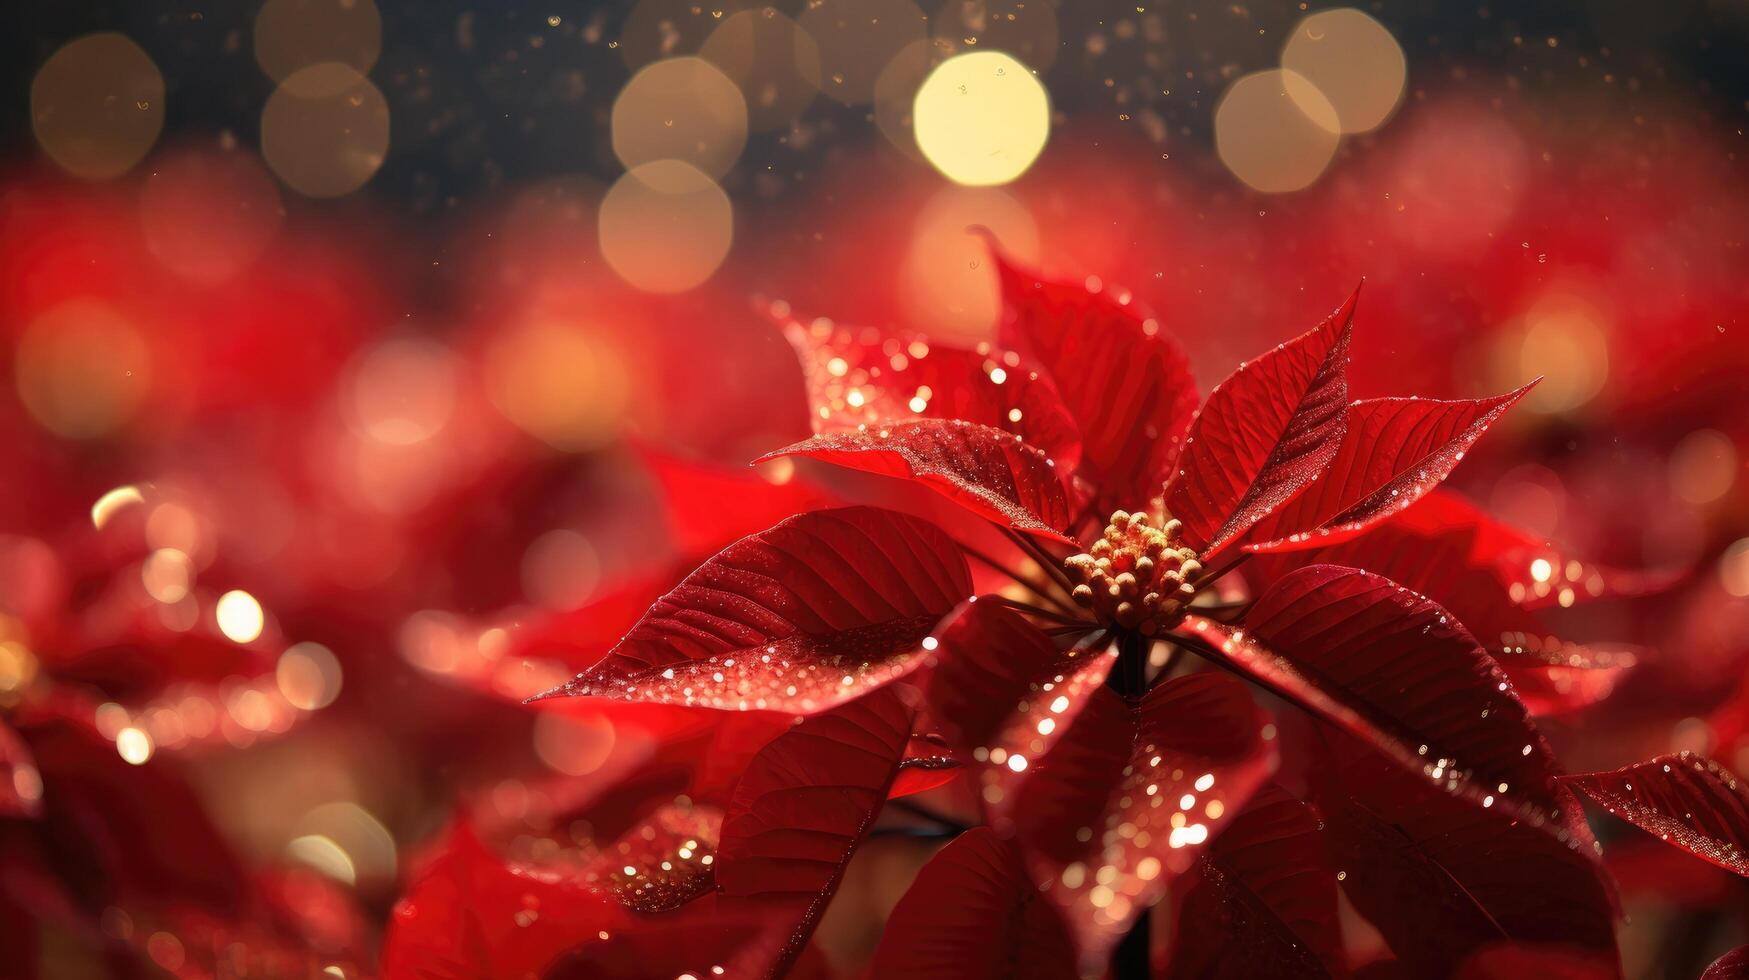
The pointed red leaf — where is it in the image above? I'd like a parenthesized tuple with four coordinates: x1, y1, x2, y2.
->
(535, 506, 970, 714)
(778, 308, 1081, 470)
(715, 687, 915, 975)
(1706, 945, 1749, 980)
(1317, 745, 1619, 977)
(1165, 292, 1355, 557)
(761, 419, 1074, 542)
(868, 827, 1076, 979)
(992, 250, 1198, 514)
(1245, 387, 1532, 553)
(584, 802, 723, 913)
(997, 672, 1276, 970)
(0, 719, 40, 818)
(1164, 785, 1341, 979)
(1177, 565, 1583, 841)
(919, 598, 1112, 759)
(1563, 752, 1749, 876)
(1244, 491, 1639, 715)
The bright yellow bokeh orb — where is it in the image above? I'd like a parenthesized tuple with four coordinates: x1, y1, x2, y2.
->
(912, 51, 1050, 187)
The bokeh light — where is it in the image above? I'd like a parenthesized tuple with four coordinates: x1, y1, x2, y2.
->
(1214, 69, 1340, 193)
(798, 0, 929, 106)
(260, 63, 390, 198)
(140, 148, 284, 283)
(345, 337, 460, 446)
(1281, 8, 1407, 134)
(216, 590, 266, 644)
(902, 186, 1039, 339)
(913, 50, 1051, 187)
(291, 802, 397, 887)
(141, 548, 193, 604)
(599, 159, 734, 294)
(931, 0, 1061, 72)
(276, 642, 344, 711)
(485, 319, 631, 451)
(616, 0, 749, 70)
(701, 8, 821, 133)
(253, 0, 383, 95)
(90, 485, 145, 530)
(1720, 539, 1749, 598)
(521, 529, 602, 611)
(611, 56, 749, 178)
(873, 40, 938, 159)
(30, 32, 164, 180)
(0, 639, 39, 705)
(15, 300, 151, 440)
(115, 726, 154, 766)
(1668, 429, 1739, 506)
(1511, 293, 1613, 415)
(532, 711, 617, 776)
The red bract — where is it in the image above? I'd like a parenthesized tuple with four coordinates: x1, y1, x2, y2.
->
(444, 250, 1719, 978)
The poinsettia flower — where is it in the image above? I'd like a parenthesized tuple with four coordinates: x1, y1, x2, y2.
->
(524, 251, 1704, 976)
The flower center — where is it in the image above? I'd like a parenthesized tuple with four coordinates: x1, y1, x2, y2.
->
(1064, 510, 1201, 636)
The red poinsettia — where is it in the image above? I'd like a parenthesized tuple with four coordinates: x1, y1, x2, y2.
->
(385, 251, 1748, 979)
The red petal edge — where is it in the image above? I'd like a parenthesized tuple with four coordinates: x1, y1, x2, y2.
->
(1563, 752, 1749, 877)
(760, 418, 1075, 543)
(1244, 384, 1533, 554)
(990, 247, 1199, 516)
(1177, 564, 1587, 847)
(1164, 289, 1356, 558)
(532, 506, 970, 714)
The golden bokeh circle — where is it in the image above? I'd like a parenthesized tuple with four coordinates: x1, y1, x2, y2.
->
(617, 0, 752, 70)
(599, 160, 734, 294)
(700, 9, 822, 132)
(485, 320, 631, 452)
(611, 56, 749, 178)
(1513, 294, 1612, 414)
(30, 32, 165, 180)
(1281, 8, 1406, 135)
(16, 300, 152, 440)
(798, 0, 930, 106)
(873, 41, 940, 159)
(254, 0, 383, 96)
(260, 63, 391, 198)
(902, 186, 1040, 340)
(913, 50, 1051, 186)
(1213, 69, 1340, 194)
